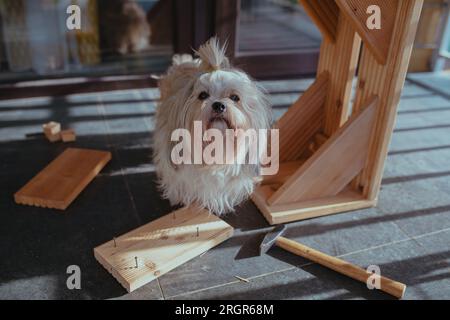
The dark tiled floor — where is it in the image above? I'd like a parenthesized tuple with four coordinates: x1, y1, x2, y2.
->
(408, 72, 450, 99)
(0, 75, 449, 300)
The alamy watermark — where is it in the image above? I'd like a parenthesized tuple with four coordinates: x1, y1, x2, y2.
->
(66, 265, 81, 290)
(66, 5, 81, 30)
(170, 121, 279, 175)
(366, 265, 381, 290)
(366, 5, 382, 30)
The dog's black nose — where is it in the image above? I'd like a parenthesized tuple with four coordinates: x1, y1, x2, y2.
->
(212, 101, 226, 113)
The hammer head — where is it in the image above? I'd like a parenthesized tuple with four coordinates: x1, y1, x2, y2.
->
(259, 224, 287, 255)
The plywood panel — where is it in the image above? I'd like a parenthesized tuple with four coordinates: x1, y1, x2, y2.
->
(94, 206, 234, 292)
(269, 96, 378, 205)
(277, 72, 329, 162)
(335, 0, 399, 64)
(14, 148, 111, 210)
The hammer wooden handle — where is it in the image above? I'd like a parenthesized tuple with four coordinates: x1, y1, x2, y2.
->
(276, 236, 406, 299)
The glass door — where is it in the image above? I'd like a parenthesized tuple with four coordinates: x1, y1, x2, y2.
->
(216, 0, 322, 79)
(0, 0, 175, 84)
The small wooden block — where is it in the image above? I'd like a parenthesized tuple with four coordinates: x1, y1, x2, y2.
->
(14, 148, 111, 210)
(45, 132, 61, 143)
(94, 206, 234, 292)
(43, 121, 61, 135)
(61, 129, 76, 142)
(43, 121, 61, 142)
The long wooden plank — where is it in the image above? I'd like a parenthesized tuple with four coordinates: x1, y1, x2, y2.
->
(14, 148, 111, 210)
(351, 0, 424, 199)
(277, 72, 329, 162)
(317, 14, 362, 135)
(252, 185, 374, 225)
(269, 96, 378, 205)
(335, 0, 399, 64)
(299, 0, 339, 42)
(94, 206, 233, 292)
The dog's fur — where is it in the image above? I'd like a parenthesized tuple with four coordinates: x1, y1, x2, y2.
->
(154, 38, 272, 215)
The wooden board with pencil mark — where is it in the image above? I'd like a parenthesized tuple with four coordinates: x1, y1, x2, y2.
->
(94, 206, 234, 292)
(14, 148, 111, 210)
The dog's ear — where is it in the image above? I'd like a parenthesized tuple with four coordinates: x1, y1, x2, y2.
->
(248, 81, 273, 130)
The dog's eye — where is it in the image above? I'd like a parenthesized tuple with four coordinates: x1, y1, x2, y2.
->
(230, 94, 240, 102)
(198, 91, 209, 100)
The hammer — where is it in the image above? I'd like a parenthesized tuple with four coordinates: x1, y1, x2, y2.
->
(260, 225, 406, 299)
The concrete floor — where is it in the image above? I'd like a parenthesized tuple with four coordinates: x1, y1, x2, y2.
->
(0, 74, 449, 300)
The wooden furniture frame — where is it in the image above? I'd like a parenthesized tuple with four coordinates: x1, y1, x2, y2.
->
(252, 0, 424, 225)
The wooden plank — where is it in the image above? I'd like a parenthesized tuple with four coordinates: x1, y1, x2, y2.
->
(14, 148, 111, 210)
(252, 185, 374, 225)
(261, 160, 305, 188)
(317, 14, 362, 135)
(268, 96, 378, 205)
(299, 0, 339, 42)
(351, 0, 424, 199)
(335, 0, 399, 65)
(277, 72, 329, 162)
(94, 206, 234, 292)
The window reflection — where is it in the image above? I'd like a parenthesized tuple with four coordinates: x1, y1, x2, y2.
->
(0, 0, 173, 83)
(239, 0, 321, 54)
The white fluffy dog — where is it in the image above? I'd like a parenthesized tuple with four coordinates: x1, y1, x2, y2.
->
(154, 37, 271, 215)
